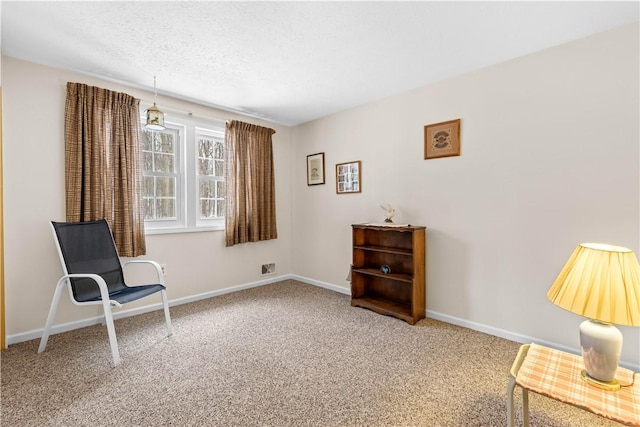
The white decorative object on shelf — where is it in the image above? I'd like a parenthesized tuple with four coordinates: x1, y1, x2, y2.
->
(380, 204, 395, 223)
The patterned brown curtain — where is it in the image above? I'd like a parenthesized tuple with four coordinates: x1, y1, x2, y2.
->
(64, 82, 146, 257)
(224, 120, 277, 246)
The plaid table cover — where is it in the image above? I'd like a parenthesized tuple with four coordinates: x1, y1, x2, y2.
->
(516, 343, 639, 426)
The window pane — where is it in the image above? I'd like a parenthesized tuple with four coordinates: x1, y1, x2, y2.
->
(216, 180, 225, 198)
(216, 199, 225, 217)
(200, 200, 215, 218)
(198, 159, 214, 176)
(198, 138, 214, 158)
(156, 199, 175, 219)
(155, 133, 174, 153)
(214, 141, 224, 159)
(142, 130, 153, 151)
(144, 198, 154, 219)
(143, 176, 154, 198)
(199, 180, 215, 198)
(143, 152, 153, 172)
(156, 177, 175, 197)
(154, 153, 174, 173)
(214, 159, 224, 177)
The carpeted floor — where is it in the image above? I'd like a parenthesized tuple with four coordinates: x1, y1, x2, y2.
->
(0, 280, 626, 426)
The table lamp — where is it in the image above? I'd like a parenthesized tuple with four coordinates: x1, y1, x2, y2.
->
(547, 243, 640, 390)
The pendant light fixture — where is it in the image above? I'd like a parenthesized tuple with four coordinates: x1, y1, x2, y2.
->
(145, 75, 165, 130)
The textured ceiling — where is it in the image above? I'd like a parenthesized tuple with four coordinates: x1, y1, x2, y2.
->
(2, 1, 638, 126)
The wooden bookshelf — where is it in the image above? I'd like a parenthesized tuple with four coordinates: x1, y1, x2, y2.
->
(350, 224, 426, 325)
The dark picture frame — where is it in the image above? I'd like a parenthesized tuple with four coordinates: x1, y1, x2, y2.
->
(424, 119, 461, 159)
(307, 152, 325, 185)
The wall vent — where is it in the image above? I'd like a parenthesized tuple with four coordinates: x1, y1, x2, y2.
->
(261, 263, 276, 275)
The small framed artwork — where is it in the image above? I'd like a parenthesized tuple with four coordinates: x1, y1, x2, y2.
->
(424, 119, 461, 159)
(336, 160, 361, 194)
(307, 152, 325, 185)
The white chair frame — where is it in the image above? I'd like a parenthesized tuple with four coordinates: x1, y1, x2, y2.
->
(38, 223, 173, 366)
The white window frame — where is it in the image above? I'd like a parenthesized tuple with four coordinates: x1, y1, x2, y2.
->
(195, 127, 226, 229)
(141, 123, 185, 230)
(141, 113, 225, 234)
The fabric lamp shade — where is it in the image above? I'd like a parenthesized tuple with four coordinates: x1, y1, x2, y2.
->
(547, 243, 640, 327)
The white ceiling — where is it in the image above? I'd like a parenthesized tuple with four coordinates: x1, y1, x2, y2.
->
(2, 1, 638, 126)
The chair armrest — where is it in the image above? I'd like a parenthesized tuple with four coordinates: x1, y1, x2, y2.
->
(122, 260, 164, 285)
(62, 273, 114, 306)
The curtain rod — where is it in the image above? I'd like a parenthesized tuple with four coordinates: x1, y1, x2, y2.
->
(68, 69, 274, 124)
(139, 93, 273, 124)
(139, 99, 228, 124)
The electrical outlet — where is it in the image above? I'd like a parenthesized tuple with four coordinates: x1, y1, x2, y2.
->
(160, 264, 167, 276)
(261, 263, 275, 275)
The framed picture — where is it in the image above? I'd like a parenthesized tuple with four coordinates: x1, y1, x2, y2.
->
(336, 160, 361, 194)
(306, 152, 325, 185)
(424, 119, 461, 159)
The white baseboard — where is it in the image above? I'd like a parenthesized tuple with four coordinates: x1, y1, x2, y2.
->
(167, 274, 294, 307)
(293, 275, 640, 372)
(6, 274, 292, 346)
(425, 310, 639, 372)
(289, 274, 350, 295)
(10, 274, 640, 372)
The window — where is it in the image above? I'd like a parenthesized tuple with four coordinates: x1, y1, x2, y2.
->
(142, 127, 180, 222)
(141, 114, 225, 233)
(196, 129, 225, 225)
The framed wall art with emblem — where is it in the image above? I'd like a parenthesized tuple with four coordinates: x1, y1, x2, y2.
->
(424, 119, 461, 159)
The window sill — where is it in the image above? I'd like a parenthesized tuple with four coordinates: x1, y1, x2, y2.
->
(145, 225, 224, 235)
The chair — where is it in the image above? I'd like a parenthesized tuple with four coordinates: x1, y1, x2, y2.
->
(38, 219, 173, 366)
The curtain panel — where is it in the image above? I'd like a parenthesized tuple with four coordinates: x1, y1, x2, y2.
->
(64, 82, 146, 257)
(224, 120, 277, 247)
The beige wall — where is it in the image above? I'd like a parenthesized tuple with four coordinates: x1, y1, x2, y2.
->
(291, 23, 640, 368)
(2, 57, 293, 338)
(2, 23, 639, 369)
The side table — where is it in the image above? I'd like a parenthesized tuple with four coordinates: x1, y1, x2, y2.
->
(507, 343, 639, 427)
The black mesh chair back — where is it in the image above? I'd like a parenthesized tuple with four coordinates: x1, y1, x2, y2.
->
(52, 220, 127, 302)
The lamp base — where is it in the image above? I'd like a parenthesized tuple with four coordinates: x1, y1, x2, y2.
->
(580, 319, 622, 383)
(580, 370, 621, 391)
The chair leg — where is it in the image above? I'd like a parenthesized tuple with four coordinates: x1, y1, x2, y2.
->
(101, 299, 121, 367)
(38, 278, 67, 354)
(161, 290, 173, 336)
